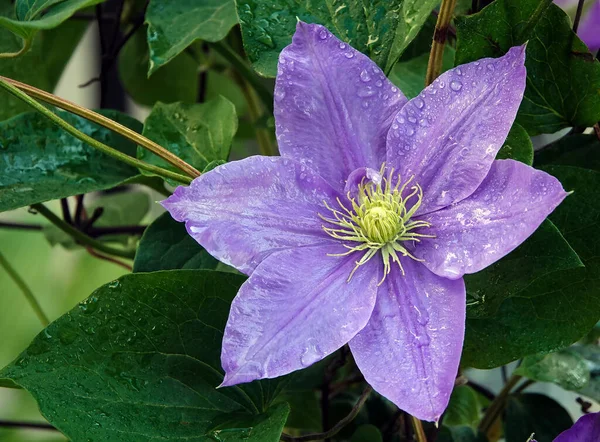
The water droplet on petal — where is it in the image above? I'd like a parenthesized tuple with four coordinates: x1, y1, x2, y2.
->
(357, 88, 376, 98)
(450, 80, 462, 91)
(339, 42, 347, 49)
(360, 69, 371, 82)
(344, 52, 354, 59)
(319, 30, 327, 40)
(414, 98, 424, 109)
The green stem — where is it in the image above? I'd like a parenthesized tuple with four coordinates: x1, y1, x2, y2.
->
(0, 250, 49, 327)
(209, 41, 274, 114)
(478, 374, 522, 436)
(425, 0, 457, 86)
(410, 415, 428, 442)
(31, 203, 136, 260)
(0, 76, 199, 181)
(0, 38, 32, 59)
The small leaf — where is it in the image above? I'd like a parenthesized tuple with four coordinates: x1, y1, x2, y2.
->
(145, 0, 238, 75)
(443, 386, 481, 428)
(0, 110, 142, 213)
(139, 97, 237, 178)
(455, 0, 600, 135)
(236, 0, 439, 77)
(0, 2, 86, 121)
(389, 46, 455, 99)
(0, 0, 104, 52)
(119, 27, 198, 107)
(504, 393, 572, 442)
(514, 350, 590, 391)
(570, 344, 600, 403)
(133, 212, 219, 273)
(0, 270, 289, 441)
(497, 124, 533, 165)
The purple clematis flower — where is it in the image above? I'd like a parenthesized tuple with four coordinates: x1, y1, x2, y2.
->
(555, 0, 600, 51)
(162, 22, 568, 421)
(554, 412, 600, 442)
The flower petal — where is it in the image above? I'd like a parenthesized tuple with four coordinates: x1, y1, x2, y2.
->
(162, 156, 341, 275)
(555, 412, 600, 442)
(579, 0, 600, 51)
(275, 21, 407, 191)
(349, 259, 465, 422)
(386, 46, 527, 214)
(220, 245, 380, 386)
(415, 159, 568, 279)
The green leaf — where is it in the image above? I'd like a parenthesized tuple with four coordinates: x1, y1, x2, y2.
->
(455, 0, 600, 135)
(145, 0, 238, 75)
(504, 393, 572, 442)
(139, 97, 237, 178)
(119, 27, 198, 107)
(276, 389, 321, 431)
(0, 0, 104, 52)
(133, 212, 219, 273)
(389, 46, 455, 99)
(535, 134, 600, 171)
(497, 123, 533, 165)
(0, 270, 289, 441)
(0, 2, 86, 121)
(514, 350, 590, 391)
(351, 424, 383, 442)
(0, 110, 142, 213)
(236, 0, 439, 77)
(463, 220, 584, 368)
(570, 344, 600, 402)
(443, 386, 481, 428)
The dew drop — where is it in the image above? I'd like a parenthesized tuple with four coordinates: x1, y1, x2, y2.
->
(357, 88, 376, 98)
(359, 69, 371, 82)
(344, 51, 354, 59)
(339, 42, 347, 49)
(319, 30, 327, 40)
(414, 97, 424, 109)
(450, 80, 462, 91)
(408, 116, 417, 123)
(486, 63, 495, 71)
(375, 80, 383, 87)
(301, 342, 323, 367)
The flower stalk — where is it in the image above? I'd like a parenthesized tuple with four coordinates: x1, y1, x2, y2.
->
(478, 374, 522, 437)
(0, 76, 200, 181)
(410, 415, 428, 442)
(425, 0, 458, 86)
(0, 250, 49, 327)
(30, 203, 136, 260)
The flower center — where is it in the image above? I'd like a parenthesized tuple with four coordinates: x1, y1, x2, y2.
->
(319, 166, 433, 284)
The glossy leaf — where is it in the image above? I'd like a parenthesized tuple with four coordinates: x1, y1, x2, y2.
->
(119, 28, 198, 107)
(497, 123, 533, 165)
(145, 0, 238, 75)
(514, 350, 590, 391)
(389, 46, 455, 99)
(570, 344, 600, 403)
(504, 393, 572, 442)
(443, 386, 481, 428)
(463, 220, 584, 368)
(139, 97, 237, 177)
(0, 270, 289, 441)
(455, 0, 600, 135)
(0, 2, 86, 121)
(0, 0, 104, 48)
(236, 0, 440, 77)
(133, 212, 219, 273)
(0, 110, 142, 213)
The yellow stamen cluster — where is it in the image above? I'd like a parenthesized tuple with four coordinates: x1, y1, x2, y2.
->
(320, 166, 433, 285)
